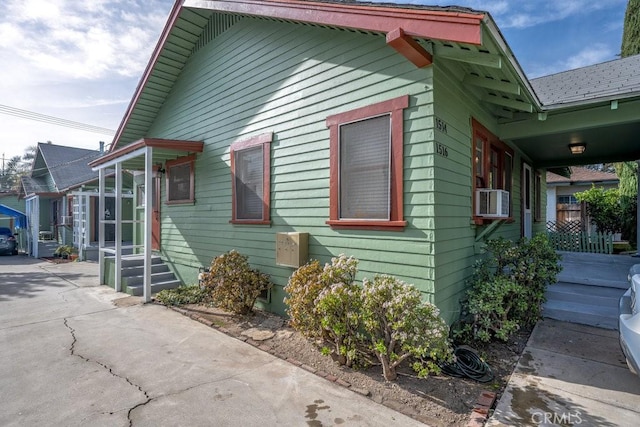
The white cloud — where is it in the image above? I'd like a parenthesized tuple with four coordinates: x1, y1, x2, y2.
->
(0, 0, 169, 80)
(0, 0, 174, 160)
(528, 44, 616, 77)
(481, 0, 626, 29)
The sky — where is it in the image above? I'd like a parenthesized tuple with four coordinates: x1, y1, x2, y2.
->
(0, 0, 629, 164)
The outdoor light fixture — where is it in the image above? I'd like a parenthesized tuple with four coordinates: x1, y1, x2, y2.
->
(569, 142, 586, 155)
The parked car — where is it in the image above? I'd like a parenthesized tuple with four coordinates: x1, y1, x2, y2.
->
(0, 227, 18, 255)
(619, 265, 640, 375)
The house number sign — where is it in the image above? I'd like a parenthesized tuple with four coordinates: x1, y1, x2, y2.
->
(436, 142, 449, 158)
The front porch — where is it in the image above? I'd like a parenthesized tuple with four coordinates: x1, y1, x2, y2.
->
(88, 138, 204, 301)
(543, 251, 638, 329)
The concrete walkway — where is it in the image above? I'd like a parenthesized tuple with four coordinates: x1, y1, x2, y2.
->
(488, 319, 640, 426)
(490, 253, 640, 426)
(0, 257, 422, 426)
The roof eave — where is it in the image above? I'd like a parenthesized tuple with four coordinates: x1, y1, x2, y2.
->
(540, 92, 640, 112)
(110, 0, 486, 152)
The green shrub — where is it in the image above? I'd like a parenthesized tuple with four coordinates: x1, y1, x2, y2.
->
(285, 256, 452, 381)
(316, 281, 364, 367)
(284, 254, 358, 338)
(283, 260, 325, 337)
(155, 285, 209, 306)
(201, 250, 272, 315)
(361, 275, 452, 381)
(457, 234, 562, 342)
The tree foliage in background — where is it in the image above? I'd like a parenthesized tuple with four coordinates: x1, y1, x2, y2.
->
(613, 0, 640, 247)
(0, 145, 37, 191)
(575, 186, 636, 245)
(621, 0, 640, 57)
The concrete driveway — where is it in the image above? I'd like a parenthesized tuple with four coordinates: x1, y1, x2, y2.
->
(488, 319, 640, 426)
(0, 256, 421, 426)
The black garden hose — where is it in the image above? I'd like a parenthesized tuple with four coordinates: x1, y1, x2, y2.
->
(440, 346, 494, 383)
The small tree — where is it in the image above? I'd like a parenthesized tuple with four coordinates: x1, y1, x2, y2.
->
(361, 275, 451, 381)
(574, 186, 631, 236)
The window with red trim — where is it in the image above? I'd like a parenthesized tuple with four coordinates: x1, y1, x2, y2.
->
(230, 132, 272, 224)
(472, 119, 514, 219)
(325, 95, 408, 230)
(166, 155, 195, 204)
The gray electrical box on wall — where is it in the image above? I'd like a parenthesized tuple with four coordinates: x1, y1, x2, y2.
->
(276, 232, 309, 268)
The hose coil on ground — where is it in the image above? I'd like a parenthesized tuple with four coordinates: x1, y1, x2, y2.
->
(440, 346, 494, 383)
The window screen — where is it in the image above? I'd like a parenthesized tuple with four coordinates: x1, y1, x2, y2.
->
(235, 145, 263, 220)
(339, 115, 391, 220)
(168, 162, 191, 202)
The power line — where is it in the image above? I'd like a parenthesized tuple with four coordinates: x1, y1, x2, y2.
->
(0, 104, 116, 135)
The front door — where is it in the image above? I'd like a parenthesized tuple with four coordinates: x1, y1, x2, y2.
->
(522, 163, 532, 239)
(152, 176, 161, 251)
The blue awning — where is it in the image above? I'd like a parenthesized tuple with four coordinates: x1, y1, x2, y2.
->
(0, 204, 27, 228)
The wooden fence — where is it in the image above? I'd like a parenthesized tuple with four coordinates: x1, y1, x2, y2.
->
(547, 231, 613, 254)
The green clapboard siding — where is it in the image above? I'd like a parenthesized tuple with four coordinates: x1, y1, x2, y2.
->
(431, 60, 540, 323)
(141, 17, 438, 317)
(131, 15, 549, 323)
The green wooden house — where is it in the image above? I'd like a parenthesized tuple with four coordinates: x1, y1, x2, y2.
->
(90, 0, 640, 323)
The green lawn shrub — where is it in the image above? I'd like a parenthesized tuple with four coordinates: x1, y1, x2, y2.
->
(457, 234, 562, 342)
(201, 250, 272, 315)
(155, 285, 209, 306)
(284, 255, 452, 380)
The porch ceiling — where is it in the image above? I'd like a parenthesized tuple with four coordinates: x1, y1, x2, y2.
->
(499, 98, 640, 168)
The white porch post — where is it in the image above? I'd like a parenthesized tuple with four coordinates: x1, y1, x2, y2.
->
(115, 162, 123, 292)
(143, 147, 153, 302)
(98, 168, 106, 285)
(32, 196, 39, 258)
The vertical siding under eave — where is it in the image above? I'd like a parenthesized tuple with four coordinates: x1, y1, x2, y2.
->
(431, 60, 526, 323)
(146, 18, 437, 315)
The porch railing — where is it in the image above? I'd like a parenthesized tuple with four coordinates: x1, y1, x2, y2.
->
(547, 231, 613, 254)
(546, 220, 613, 254)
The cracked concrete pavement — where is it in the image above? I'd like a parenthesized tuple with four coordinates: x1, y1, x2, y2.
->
(0, 257, 423, 426)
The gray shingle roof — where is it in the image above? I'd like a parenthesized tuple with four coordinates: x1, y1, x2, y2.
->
(531, 54, 640, 108)
(37, 143, 103, 192)
(21, 176, 51, 195)
(546, 166, 618, 185)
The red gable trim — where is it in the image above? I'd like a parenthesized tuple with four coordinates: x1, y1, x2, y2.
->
(111, 0, 483, 152)
(190, 0, 483, 43)
(109, 0, 185, 152)
(91, 138, 204, 168)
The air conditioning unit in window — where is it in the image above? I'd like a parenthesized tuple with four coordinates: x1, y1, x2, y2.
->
(476, 189, 509, 218)
(60, 216, 73, 226)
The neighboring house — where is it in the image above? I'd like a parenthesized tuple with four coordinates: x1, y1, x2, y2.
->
(19, 142, 134, 259)
(0, 191, 27, 252)
(546, 166, 619, 234)
(89, 0, 640, 323)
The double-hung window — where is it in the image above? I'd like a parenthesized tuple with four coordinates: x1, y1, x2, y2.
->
(472, 118, 514, 220)
(165, 155, 195, 204)
(326, 95, 408, 230)
(230, 132, 272, 224)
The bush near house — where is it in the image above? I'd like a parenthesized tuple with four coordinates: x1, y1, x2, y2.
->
(156, 285, 209, 306)
(200, 250, 273, 315)
(285, 254, 452, 381)
(456, 234, 562, 342)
